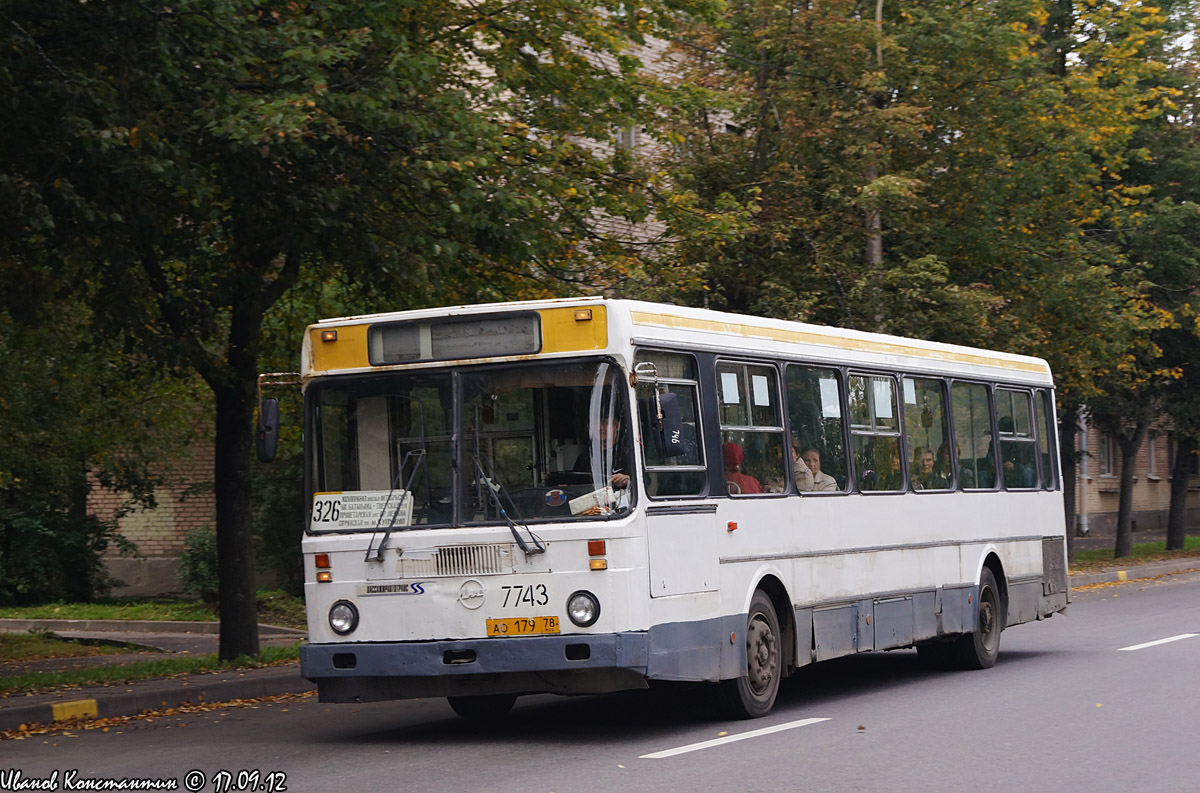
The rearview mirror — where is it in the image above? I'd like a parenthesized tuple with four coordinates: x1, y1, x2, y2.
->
(256, 397, 280, 463)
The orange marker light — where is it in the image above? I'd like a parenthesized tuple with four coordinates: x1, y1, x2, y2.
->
(317, 571, 333, 583)
(574, 309, 593, 321)
(589, 559, 608, 571)
(587, 540, 606, 556)
(320, 329, 338, 342)
(315, 553, 331, 568)
(727, 521, 738, 532)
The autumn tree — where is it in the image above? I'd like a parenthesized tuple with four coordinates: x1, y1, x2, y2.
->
(0, 0, 719, 657)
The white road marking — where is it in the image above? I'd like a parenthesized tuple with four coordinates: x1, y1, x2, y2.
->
(1117, 633, 1199, 652)
(639, 717, 831, 759)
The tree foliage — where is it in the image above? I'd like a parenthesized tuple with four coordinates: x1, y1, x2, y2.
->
(660, 0, 1187, 402)
(0, 0, 724, 655)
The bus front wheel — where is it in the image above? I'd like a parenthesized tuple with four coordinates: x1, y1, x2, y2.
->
(953, 567, 1002, 670)
(447, 693, 517, 721)
(719, 590, 782, 719)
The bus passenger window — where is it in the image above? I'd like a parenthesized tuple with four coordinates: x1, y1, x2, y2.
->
(903, 377, 952, 490)
(634, 351, 706, 497)
(997, 389, 1038, 489)
(717, 361, 785, 496)
(785, 365, 847, 491)
(849, 375, 904, 492)
(1037, 390, 1057, 490)
(952, 382, 996, 489)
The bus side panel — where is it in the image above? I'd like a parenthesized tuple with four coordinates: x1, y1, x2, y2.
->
(813, 602, 860, 662)
(645, 613, 744, 681)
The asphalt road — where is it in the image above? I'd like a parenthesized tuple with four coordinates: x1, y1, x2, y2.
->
(5, 571, 1199, 793)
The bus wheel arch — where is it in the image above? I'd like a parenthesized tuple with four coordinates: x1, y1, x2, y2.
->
(982, 552, 1009, 631)
(953, 557, 1006, 670)
(721, 576, 791, 719)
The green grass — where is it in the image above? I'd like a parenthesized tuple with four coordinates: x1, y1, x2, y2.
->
(0, 643, 302, 696)
(0, 590, 307, 630)
(1071, 535, 1200, 570)
(0, 598, 216, 622)
(0, 631, 143, 663)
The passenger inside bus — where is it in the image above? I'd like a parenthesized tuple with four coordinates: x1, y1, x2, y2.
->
(913, 446, 949, 490)
(722, 442, 763, 495)
(801, 447, 839, 492)
(791, 436, 815, 492)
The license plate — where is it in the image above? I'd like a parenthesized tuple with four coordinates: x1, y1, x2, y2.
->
(486, 616, 560, 637)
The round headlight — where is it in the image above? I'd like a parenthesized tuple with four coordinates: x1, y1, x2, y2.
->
(328, 600, 359, 635)
(566, 590, 600, 627)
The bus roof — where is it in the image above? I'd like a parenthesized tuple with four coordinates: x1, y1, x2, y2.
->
(303, 298, 1053, 386)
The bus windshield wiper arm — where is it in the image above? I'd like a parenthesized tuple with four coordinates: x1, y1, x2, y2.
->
(366, 448, 427, 562)
(472, 454, 546, 557)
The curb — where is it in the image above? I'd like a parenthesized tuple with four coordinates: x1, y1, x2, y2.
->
(0, 619, 304, 636)
(1068, 558, 1200, 588)
(0, 665, 314, 734)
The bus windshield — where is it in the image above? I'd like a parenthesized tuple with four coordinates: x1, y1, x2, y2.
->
(307, 359, 633, 532)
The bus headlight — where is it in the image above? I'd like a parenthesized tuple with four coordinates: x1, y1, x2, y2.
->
(566, 591, 600, 627)
(328, 600, 359, 635)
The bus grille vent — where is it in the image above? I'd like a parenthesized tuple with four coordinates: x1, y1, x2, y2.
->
(398, 544, 515, 578)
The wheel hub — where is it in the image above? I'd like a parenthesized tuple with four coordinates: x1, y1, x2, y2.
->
(746, 615, 778, 694)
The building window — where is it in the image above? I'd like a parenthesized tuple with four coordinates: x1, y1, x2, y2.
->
(1100, 432, 1115, 477)
(1147, 431, 1158, 478)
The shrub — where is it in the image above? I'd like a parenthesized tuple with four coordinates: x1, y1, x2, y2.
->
(0, 507, 122, 605)
(179, 525, 219, 604)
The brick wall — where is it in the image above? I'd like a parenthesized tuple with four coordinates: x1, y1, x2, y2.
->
(90, 439, 215, 595)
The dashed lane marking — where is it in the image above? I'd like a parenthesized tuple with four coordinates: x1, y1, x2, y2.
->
(640, 717, 831, 759)
(1117, 633, 1199, 652)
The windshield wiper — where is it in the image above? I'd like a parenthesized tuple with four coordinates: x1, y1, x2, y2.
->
(365, 398, 427, 562)
(473, 408, 546, 556)
(365, 449, 427, 562)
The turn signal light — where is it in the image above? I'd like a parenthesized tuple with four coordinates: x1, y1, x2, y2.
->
(587, 540, 606, 556)
(320, 329, 338, 342)
(317, 571, 333, 583)
(315, 553, 331, 568)
(574, 309, 593, 321)
(589, 559, 608, 571)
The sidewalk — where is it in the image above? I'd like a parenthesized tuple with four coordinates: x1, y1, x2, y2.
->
(0, 621, 311, 734)
(1066, 519, 1200, 586)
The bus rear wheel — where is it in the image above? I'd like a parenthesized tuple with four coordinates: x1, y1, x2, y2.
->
(447, 693, 517, 721)
(719, 590, 781, 719)
(952, 567, 1002, 670)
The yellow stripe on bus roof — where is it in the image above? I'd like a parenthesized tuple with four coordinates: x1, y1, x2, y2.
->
(628, 310, 1048, 375)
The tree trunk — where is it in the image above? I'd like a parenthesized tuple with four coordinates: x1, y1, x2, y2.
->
(1058, 404, 1079, 563)
(213, 379, 260, 660)
(1166, 435, 1194, 550)
(1113, 423, 1146, 559)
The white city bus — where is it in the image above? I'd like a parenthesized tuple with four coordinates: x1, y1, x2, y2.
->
(288, 298, 1069, 719)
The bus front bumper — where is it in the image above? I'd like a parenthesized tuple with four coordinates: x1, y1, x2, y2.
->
(300, 633, 652, 702)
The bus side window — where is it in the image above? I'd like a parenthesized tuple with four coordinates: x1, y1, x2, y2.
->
(997, 388, 1038, 489)
(902, 377, 953, 491)
(849, 375, 903, 492)
(1036, 389, 1058, 490)
(785, 365, 847, 492)
(952, 382, 996, 489)
(634, 350, 706, 497)
(717, 361, 785, 496)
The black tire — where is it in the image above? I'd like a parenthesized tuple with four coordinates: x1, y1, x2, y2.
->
(952, 567, 1002, 670)
(447, 693, 517, 721)
(719, 590, 782, 719)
